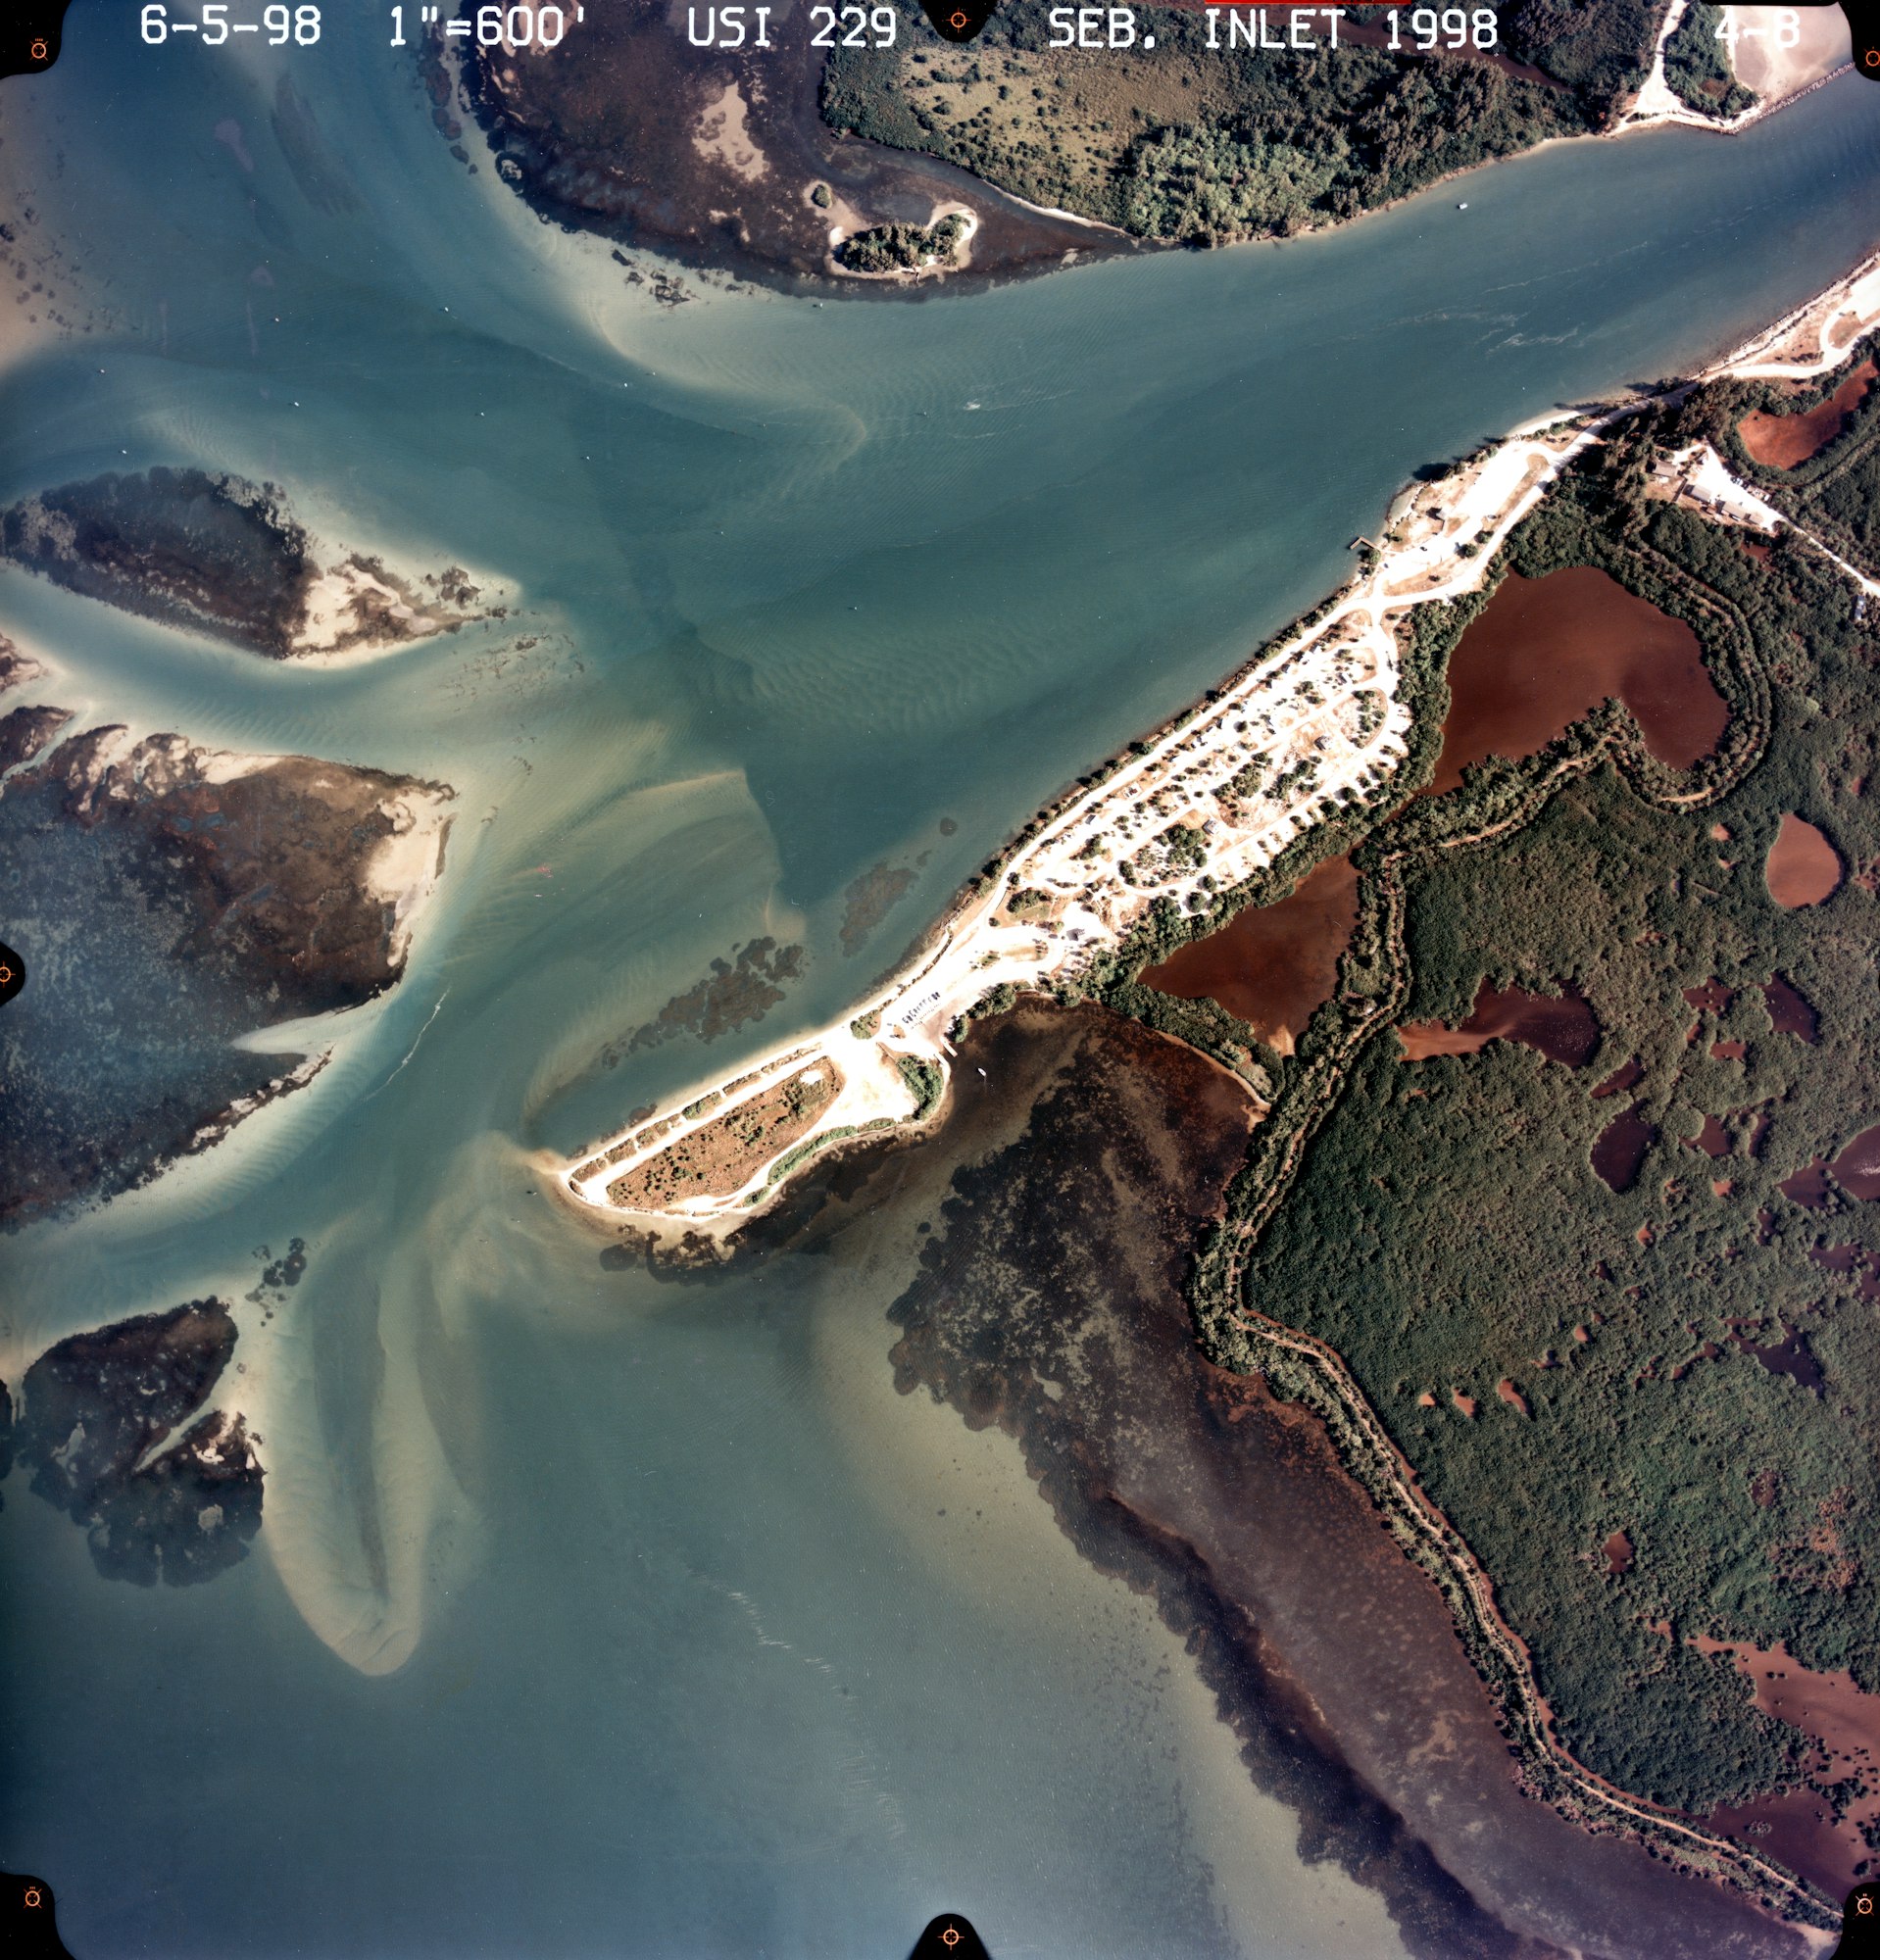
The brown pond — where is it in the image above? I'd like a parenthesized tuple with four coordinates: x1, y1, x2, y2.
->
(1695, 1636, 1880, 1897)
(1778, 1159, 1833, 1209)
(1425, 567, 1729, 796)
(1833, 1122, 1880, 1200)
(1738, 360, 1878, 469)
(1592, 1055, 1643, 1100)
(1593, 1103, 1656, 1193)
(1761, 974, 1820, 1044)
(1142, 854, 1359, 1055)
(1397, 978, 1600, 1067)
(1764, 813, 1843, 907)
(1731, 1322, 1824, 1395)
(1604, 1529, 1635, 1575)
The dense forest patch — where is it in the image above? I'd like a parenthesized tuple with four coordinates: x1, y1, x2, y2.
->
(1661, 2, 1757, 119)
(836, 213, 968, 273)
(821, 0, 1659, 245)
(1217, 443, 1879, 1850)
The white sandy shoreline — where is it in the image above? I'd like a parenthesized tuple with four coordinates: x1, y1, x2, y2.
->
(557, 238, 1880, 1248)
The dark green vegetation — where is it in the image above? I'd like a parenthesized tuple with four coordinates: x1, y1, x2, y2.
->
(1498, 0, 1665, 113)
(1693, 331, 1880, 579)
(1144, 396, 1879, 1834)
(0, 468, 315, 658)
(896, 1054, 945, 1118)
(822, 1, 1658, 244)
(14, 1302, 265, 1586)
(836, 213, 967, 272)
(600, 938, 806, 1066)
(1127, 818, 1210, 880)
(0, 709, 447, 1227)
(454, 0, 1112, 293)
(953, 979, 1020, 1034)
(1661, 2, 1757, 119)
(840, 859, 917, 956)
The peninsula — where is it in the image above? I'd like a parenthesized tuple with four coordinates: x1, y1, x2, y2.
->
(562, 250, 1880, 1245)
(564, 415, 1607, 1232)
(454, 0, 1848, 294)
(0, 651, 456, 1226)
(552, 251, 1880, 1943)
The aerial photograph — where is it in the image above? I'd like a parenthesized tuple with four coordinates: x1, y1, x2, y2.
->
(2, 2, 1878, 1955)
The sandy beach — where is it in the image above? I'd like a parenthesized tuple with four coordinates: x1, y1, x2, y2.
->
(562, 233, 1880, 1244)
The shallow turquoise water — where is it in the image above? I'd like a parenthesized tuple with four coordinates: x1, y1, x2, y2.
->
(2, 12, 1879, 1955)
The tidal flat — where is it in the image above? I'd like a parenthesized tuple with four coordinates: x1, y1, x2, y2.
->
(770, 1001, 1816, 1959)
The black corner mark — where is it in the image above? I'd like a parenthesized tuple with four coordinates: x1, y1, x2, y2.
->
(908, 1912, 992, 1960)
(1851, 3, 1880, 85)
(0, 941, 25, 1009)
(0, 3, 71, 82)
(918, 0, 1000, 45)
(0, 1872, 76, 1960)
(1832, 1882, 1880, 1958)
